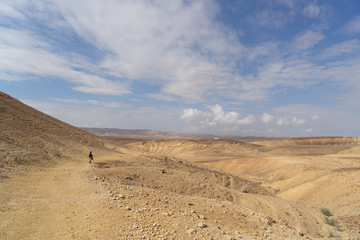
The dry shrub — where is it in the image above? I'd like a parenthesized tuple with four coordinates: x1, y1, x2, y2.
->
(320, 207, 332, 217)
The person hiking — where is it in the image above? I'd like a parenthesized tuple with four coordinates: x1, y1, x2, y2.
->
(89, 151, 94, 163)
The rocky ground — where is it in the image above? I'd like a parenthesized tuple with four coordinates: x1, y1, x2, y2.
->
(1, 150, 358, 239)
(1, 91, 359, 239)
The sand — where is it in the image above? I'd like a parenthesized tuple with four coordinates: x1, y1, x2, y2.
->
(1, 91, 359, 239)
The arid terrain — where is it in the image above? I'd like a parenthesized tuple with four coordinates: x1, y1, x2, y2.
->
(1, 91, 359, 239)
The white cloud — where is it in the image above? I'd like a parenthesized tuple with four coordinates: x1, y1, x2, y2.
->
(22, 99, 185, 131)
(53, 98, 128, 108)
(312, 115, 319, 120)
(241, 45, 360, 101)
(0, 27, 130, 96)
(292, 117, 306, 125)
(246, 60, 317, 95)
(181, 108, 203, 122)
(276, 117, 306, 126)
(247, 41, 280, 61)
(239, 114, 256, 125)
(1, 0, 359, 105)
(53, 98, 98, 104)
(293, 30, 324, 52)
(343, 15, 360, 34)
(261, 104, 360, 136)
(318, 39, 360, 59)
(181, 104, 255, 129)
(302, 4, 320, 18)
(0, 27, 42, 49)
(249, 8, 290, 29)
(0, 1, 25, 20)
(0, 0, 243, 100)
(51, 0, 242, 101)
(72, 78, 130, 96)
(276, 117, 287, 126)
(147, 93, 177, 102)
(208, 105, 255, 126)
(261, 113, 274, 123)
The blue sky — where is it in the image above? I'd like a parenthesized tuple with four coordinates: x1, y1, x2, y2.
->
(1, 0, 360, 137)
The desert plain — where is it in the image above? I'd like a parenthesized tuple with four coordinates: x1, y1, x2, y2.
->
(0, 91, 359, 240)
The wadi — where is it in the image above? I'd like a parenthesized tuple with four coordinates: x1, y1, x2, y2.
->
(0, 91, 359, 240)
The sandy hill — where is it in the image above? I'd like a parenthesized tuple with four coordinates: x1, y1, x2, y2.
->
(1, 92, 359, 239)
(127, 138, 360, 238)
(0, 91, 121, 168)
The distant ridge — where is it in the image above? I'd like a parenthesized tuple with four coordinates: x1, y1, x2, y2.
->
(250, 136, 360, 146)
(81, 127, 267, 141)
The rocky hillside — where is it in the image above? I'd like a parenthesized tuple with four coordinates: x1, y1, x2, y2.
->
(125, 137, 360, 238)
(1, 91, 359, 239)
(127, 139, 264, 165)
(0, 91, 120, 167)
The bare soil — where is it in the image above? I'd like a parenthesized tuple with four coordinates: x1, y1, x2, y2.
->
(1, 91, 360, 239)
(0, 154, 341, 240)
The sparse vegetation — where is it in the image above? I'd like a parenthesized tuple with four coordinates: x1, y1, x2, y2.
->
(54, 150, 62, 157)
(320, 207, 332, 216)
(321, 208, 341, 231)
(328, 232, 340, 238)
(325, 217, 338, 226)
(273, 188, 280, 194)
(325, 217, 342, 231)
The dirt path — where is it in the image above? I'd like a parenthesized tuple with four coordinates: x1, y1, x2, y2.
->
(2, 155, 359, 239)
(0, 158, 134, 240)
(1, 158, 262, 240)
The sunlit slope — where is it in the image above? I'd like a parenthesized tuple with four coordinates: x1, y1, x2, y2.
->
(251, 138, 360, 217)
(88, 154, 329, 238)
(129, 138, 360, 223)
(0, 91, 120, 166)
(1, 91, 357, 238)
(129, 139, 262, 162)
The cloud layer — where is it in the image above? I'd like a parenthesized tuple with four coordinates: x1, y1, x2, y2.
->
(1, 0, 360, 101)
(181, 105, 255, 127)
(1, 0, 360, 136)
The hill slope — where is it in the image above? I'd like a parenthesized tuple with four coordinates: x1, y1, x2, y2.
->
(127, 138, 360, 236)
(0, 92, 120, 167)
(1, 92, 358, 239)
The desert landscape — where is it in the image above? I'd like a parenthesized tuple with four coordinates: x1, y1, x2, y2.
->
(1, 91, 360, 240)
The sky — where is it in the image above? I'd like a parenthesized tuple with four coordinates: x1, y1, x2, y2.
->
(1, 0, 360, 137)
